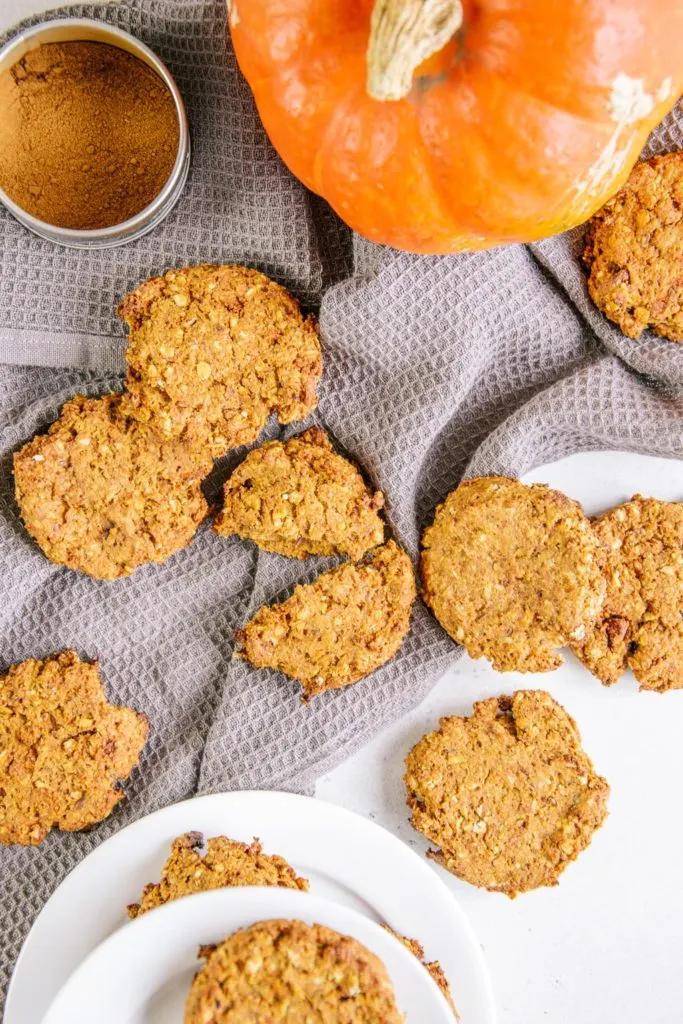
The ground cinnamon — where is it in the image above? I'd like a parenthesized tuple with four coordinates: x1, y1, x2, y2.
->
(0, 40, 179, 230)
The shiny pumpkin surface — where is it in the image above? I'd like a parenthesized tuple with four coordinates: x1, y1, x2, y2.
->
(229, 0, 682, 253)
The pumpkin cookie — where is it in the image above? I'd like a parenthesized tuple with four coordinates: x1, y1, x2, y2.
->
(405, 691, 609, 897)
(214, 427, 384, 560)
(119, 264, 322, 456)
(128, 832, 308, 918)
(184, 919, 403, 1024)
(384, 929, 456, 1015)
(574, 496, 683, 691)
(13, 393, 210, 580)
(421, 476, 605, 672)
(0, 651, 148, 846)
(237, 540, 416, 698)
(583, 151, 683, 342)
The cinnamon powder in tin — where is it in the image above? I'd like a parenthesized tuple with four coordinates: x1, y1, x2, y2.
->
(0, 40, 179, 230)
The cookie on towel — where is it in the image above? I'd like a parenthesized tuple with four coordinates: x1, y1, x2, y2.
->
(128, 831, 308, 918)
(0, 651, 148, 846)
(405, 691, 609, 897)
(214, 427, 384, 560)
(583, 151, 683, 342)
(119, 263, 322, 456)
(184, 919, 403, 1024)
(237, 540, 416, 698)
(574, 496, 683, 691)
(13, 393, 209, 580)
(421, 476, 605, 672)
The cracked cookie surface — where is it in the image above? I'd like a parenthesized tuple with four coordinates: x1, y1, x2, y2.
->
(405, 691, 609, 897)
(184, 919, 403, 1023)
(574, 496, 683, 691)
(583, 151, 683, 342)
(421, 476, 605, 672)
(128, 832, 308, 918)
(214, 427, 384, 560)
(119, 264, 322, 457)
(14, 394, 209, 580)
(0, 651, 148, 846)
(237, 540, 416, 698)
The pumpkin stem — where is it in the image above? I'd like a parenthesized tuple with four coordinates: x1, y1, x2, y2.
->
(367, 0, 463, 101)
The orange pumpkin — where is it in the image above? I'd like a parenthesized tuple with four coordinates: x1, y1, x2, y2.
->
(229, 0, 682, 254)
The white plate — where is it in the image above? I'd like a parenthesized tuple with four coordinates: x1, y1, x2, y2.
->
(42, 887, 454, 1023)
(6, 791, 495, 1024)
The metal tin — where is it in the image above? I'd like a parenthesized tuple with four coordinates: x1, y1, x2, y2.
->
(0, 18, 190, 248)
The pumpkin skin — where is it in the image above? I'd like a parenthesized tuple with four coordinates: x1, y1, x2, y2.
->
(229, 0, 682, 254)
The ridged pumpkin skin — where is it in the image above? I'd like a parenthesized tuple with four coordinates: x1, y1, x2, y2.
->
(229, 0, 682, 254)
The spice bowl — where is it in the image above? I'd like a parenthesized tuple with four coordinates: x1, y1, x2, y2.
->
(0, 18, 190, 248)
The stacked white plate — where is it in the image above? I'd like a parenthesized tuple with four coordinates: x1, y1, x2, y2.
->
(7, 791, 495, 1023)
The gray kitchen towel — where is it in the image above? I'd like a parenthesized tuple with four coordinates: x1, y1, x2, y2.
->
(0, 0, 682, 1009)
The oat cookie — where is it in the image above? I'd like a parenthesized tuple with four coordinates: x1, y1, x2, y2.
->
(214, 427, 384, 560)
(237, 540, 416, 698)
(384, 929, 456, 1016)
(119, 264, 322, 456)
(0, 651, 148, 846)
(128, 832, 308, 918)
(583, 151, 683, 342)
(405, 691, 609, 897)
(184, 919, 403, 1023)
(14, 394, 209, 580)
(421, 476, 605, 672)
(574, 496, 683, 691)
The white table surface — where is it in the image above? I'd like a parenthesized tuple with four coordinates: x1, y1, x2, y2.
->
(3, 5, 683, 1023)
(320, 451, 683, 1024)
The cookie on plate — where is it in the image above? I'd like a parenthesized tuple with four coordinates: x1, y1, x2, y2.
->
(574, 496, 683, 691)
(236, 540, 416, 698)
(384, 929, 456, 1015)
(128, 832, 309, 918)
(184, 919, 403, 1024)
(405, 691, 609, 897)
(119, 264, 322, 457)
(13, 394, 210, 580)
(583, 151, 683, 342)
(0, 651, 148, 846)
(421, 476, 605, 672)
(214, 427, 384, 560)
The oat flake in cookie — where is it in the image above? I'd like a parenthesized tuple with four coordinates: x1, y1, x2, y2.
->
(405, 691, 610, 897)
(214, 427, 385, 560)
(421, 476, 606, 672)
(0, 651, 148, 846)
(583, 151, 683, 342)
(13, 394, 210, 580)
(237, 540, 416, 699)
(574, 496, 683, 692)
(119, 264, 322, 457)
(184, 920, 403, 1024)
(128, 832, 309, 918)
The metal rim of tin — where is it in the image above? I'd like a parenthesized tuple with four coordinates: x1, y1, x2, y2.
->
(0, 17, 190, 249)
